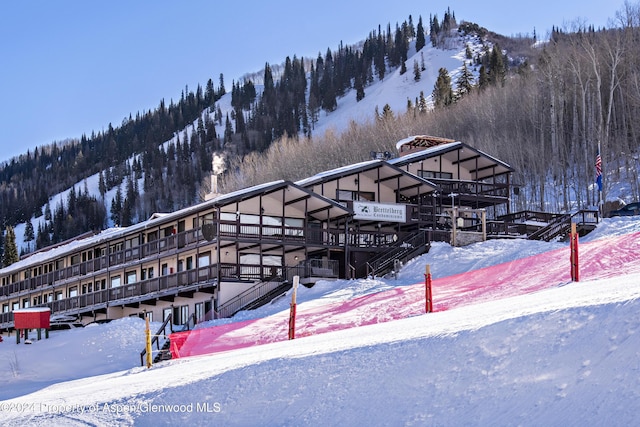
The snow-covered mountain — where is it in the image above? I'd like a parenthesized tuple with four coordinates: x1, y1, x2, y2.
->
(1, 216, 639, 426)
(10, 31, 482, 254)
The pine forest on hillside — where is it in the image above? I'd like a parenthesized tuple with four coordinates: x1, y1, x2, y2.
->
(222, 6, 640, 214)
(2, 3, 640, 264)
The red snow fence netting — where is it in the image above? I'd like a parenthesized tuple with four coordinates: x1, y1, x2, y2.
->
(170, 232, 640, 359)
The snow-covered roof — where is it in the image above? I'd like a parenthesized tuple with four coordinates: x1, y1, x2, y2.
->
(295, 159, 438, 197)
(13, 307, 51, 313)
(295, 160, 381, 187)
(389, 140, 513, 180)
(1, 180, 350, 275)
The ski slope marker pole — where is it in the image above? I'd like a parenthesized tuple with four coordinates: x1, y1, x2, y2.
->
(288, 275, 299, 340)
(425, 264, 433, 313)
(145, 314, 153, 368)
(570, 223, 579, 282)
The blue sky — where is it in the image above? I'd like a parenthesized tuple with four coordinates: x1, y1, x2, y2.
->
(0, 0, 628, 163)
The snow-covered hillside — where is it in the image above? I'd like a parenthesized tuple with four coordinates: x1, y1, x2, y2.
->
(9, 31, 480, 255)
(1, 216, 639, 426)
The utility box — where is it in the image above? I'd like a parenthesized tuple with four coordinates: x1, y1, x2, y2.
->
(14, 308, 51, 330)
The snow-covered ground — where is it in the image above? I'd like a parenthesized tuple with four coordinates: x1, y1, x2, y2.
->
(1, 216, 639, 426)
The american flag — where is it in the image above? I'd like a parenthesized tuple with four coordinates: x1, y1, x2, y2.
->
(595, 149, 602, 191)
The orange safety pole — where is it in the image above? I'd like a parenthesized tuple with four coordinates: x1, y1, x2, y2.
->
(425, 265, 433, 313)
(145, 315, 153, 368)
(288, 275, 299, 340)
(570, 223, 579, 282)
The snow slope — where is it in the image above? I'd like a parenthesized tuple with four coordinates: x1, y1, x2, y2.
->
(169, 229, 640, 358)
(1, 217, 639, 426)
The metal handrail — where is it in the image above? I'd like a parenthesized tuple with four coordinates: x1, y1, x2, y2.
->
(366, 230, 430, 278)
(140, 313, 174, 366)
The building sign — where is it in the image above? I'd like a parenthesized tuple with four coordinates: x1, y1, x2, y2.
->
(353, 201, 406, 223)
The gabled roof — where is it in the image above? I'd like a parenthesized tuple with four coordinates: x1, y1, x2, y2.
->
(296, 159, 438, 198)
(395, 135, 456, 151)
(3, 181, 350, 274)
(214, 180, 353, 221)
(389, 141, 513, 180)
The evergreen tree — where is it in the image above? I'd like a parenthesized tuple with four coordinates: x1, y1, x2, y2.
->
(24, 218, 35, 252)
(218, 73, 226, 96)
(432, 67, 453, 108)
(110, 185, 123, 226)
(2, 226, 18, 267)
(320, 49, 337, 112)
(400, 60, 407, 75)
(44, 202, 52, 226)
(489, 44, 507, 86)
(418, 91, 428, 113)
(224, 114, 233, 144)
(205, 78, 215, 106)
(413, 60, 421, 81)
(415, 16, 426, 52)
(380, 104, 394, 121)
(355, 74, 365, 102)
(456, 63, 474, 98)
(478, 65, 489, 90)
(430, 14, 440, 47)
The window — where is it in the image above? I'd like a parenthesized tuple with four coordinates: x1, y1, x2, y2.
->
(110, 242, 123, 254)
(336, 190, 375, 202)
(148, 267, 154, 279)
(22, 298, 30, 308)
(55, 291, 63, 301)
(126, 270, 137, 284)
(12, 302, 19, 311)
(195, 302, 204, 323)
(419, 170, 453, 179)
(125, 236, 139, 249)
(95, 279, 106, 291)
(180, 305, 189, 325)
(161, 264, 168, 276)
(2, 303, 9, 313)
(198, 252, 211, 267)
(186, 256, 193, 270)
(110, 276, 122, 288)
(68, 286, 78, 298)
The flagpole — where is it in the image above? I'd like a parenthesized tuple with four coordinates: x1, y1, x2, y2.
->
(597, 142, 603, 218)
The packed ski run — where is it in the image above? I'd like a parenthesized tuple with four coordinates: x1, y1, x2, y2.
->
(0, 217, 639, 425)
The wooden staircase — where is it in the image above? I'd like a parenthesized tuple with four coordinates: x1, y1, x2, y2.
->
(528, 209, 599, 242)
(366, 230, 431, 278)
(140, 312, 198, 366)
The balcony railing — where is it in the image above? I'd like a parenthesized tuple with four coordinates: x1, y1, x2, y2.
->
(430, 178, 510, 198)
